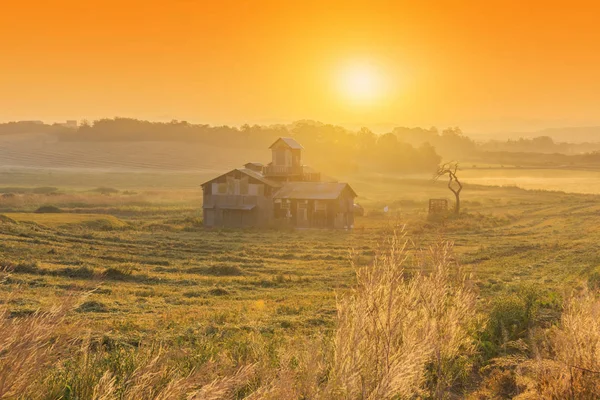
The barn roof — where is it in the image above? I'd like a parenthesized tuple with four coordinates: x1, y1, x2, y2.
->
(273, 182, 357, 200)
(201, 168, 281, 187)
(269, 137, 304, 150)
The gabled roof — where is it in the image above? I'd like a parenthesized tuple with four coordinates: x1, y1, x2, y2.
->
(273, 182, 357, 200)
(240, 168, 280, 186)
(269, 137, 304, 150)
(201, 168, 281, 188)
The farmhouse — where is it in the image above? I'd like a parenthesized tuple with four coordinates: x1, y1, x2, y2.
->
(201, 138, 357, 229)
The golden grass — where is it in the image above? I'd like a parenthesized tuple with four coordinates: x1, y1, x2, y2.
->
(1, 213, 127, 228)
(515, 292, 600, 399)
(323, 233, 477, 398)
(2, 174, 600, 397)
(0, 295, 69, 398)
(1, 228, 599, 398)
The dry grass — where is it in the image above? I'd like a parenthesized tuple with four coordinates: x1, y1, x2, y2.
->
(0, 190, 202, 212)
(516, 291, 600, 399)
(244, 231, 479, 399)
(2, 213, 127, 228)
(0, 288, 68, 398)
(323, 231, 477, 399)
(3, 227, 600, 399)
(88, 355, 255, 400)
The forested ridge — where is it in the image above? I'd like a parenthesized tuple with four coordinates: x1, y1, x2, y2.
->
(4, 118, 600, 173)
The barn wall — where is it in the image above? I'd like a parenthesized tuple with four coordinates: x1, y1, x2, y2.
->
(202, 170, 277, 228)
(273, 195, 355, 229)
(333, 190, 356, 229)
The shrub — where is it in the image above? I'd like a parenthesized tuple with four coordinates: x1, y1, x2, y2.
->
(59, 266, 95, 279)
(102, 264, 135, 280)
(76, 300, 109, 313)
(80, 219, 125, 231)
(588, 269, 600, 291)
(34, 205, 62, 214)
(12, 261, 40, 274)
(209, 288, 230, 296)
(31, 187, 59, 194)
(190, 265, 244, 276)
(517, 291, 600, 398)
(91, 187, 120, 195)
(183, 290, 204, 298)
(482, 285, 541, 358)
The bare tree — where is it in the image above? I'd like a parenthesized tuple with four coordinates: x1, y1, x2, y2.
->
(434, 162, 463, 215)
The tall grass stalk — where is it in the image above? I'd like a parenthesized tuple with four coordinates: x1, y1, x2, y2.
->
(323, 231, 477, 399)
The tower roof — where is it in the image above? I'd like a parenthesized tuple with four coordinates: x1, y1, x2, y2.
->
(268, 137, 304, 150)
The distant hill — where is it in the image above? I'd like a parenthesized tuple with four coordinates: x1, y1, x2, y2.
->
(0, 133, 265, 173)
(535, 127, 600, 143)
(472, 127, 600, 143)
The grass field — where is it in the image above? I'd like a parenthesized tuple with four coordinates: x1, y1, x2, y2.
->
(2, 213, 128, 229)
(460, 166, 600, 194)
(1, 169, 600, 397)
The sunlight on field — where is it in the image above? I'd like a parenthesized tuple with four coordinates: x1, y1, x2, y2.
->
(2, 213, 127, 228)
(2, 175, 600, 397)
(461, 168, 600, 194)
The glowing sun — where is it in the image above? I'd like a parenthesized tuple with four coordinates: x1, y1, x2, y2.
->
(338, 62, 384, 104)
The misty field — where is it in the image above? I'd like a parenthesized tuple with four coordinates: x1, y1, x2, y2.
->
(460, 166, 600, 194)
(1, 171, 600, 398)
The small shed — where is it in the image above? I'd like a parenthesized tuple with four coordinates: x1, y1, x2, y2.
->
(273, 182, 357, 229)
(429, 198, 449, 215)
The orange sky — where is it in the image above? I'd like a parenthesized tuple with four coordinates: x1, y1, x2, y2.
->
(1, 0, 599, 132)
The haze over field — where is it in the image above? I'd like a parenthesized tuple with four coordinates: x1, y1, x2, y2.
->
(3, 1, 600, 399)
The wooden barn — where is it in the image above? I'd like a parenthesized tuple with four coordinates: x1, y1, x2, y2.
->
(201, 137, 357, 229)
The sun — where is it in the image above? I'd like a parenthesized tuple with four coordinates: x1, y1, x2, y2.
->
(338, 62, 384, 104)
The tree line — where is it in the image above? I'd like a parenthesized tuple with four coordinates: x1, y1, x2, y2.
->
(0, 119, 444, 174)
(4, 118, 600, 172)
